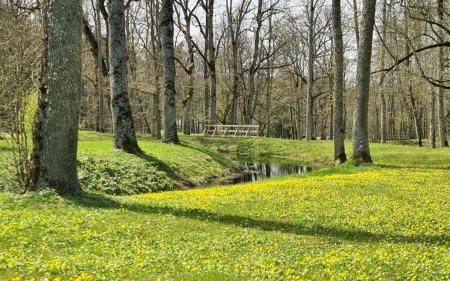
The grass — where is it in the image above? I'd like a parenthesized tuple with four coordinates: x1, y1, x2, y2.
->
(1, 132, 450, 280)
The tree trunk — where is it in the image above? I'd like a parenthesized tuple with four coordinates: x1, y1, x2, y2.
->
(246, 0, 263, 125)
(306, 0, 315, 141)
(207, 0, 217, 125)
(352, 0, 359, 49)
(177, 0, 195, 135)
(148, 0, 162, 139)
(227, 0, 240, 126)
(379, 0, 387, 143)
(161, 0, 179, 143)
(409, 92, 423, 147)
(26, 0, 82, 194)
(332, 0, 347, 165)
(203, 36, 210, 126)
(437, 0, 449, 147)
(108, 0, 142, 153)
(429, 88, 436, 148)
(351, 0, 376, 164)
(437, 78, 447, 147)
(265, 10, 273, 137)
(96, 0, 105, 133)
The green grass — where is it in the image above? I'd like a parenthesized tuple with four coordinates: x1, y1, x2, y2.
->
(1, 133, 450, 280)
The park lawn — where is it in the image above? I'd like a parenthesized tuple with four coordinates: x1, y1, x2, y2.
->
(1, 134, 450, 280)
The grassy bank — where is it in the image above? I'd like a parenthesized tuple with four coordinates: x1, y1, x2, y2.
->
(1, 133, 450, 280)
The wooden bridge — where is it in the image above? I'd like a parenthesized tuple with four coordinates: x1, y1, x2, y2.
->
(202, 125, 260, 138)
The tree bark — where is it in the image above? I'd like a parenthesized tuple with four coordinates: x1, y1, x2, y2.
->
(352, 0, 359, 49)
(108, 0, 142, 154)
(177, 0, 196, 135)
(207, 0, 217, 125)
(409, 91, 423, 147)
(148, 0, 162, 139)
(96, 0, 105, 133)
(161, 0, 179, 143)
(246, 0, 263, 125)
(227, 0, 239, 125)
(265, 8, 273, 137)
(437, 0, 449, 147)
(306, 0, 315, 140)
(26, 0, 82, 194)
(429, 88, 436, 148)
(351, 0, 376, 164)
(379, 0, 387, 144)
(332, 0, 347, 165)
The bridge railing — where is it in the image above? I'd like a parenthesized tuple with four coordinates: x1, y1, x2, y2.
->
(202, 125, 260, 138)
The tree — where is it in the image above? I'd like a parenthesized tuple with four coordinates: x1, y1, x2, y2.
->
(149, 0, 162, 139)
(96, 0, 105, 132)
(175, 0, 200, 134)
(161, 0, 180, 143)
(245, 0, 263, 125)
(207, 0, 217, 125)
(0, 4, 41, 190)
(429, 86, 436, 148)
(26, 0, 83, 194)
(225, 0, 251, 125)
(108, 0, 142, 154)
(437, 0, 448, 147)
(302, 0, 332, 140)
(306, 0, 316, 140)
(351, 0, 376, 163)
(378, 0, 387, 144)
(332, 0, 346, 164)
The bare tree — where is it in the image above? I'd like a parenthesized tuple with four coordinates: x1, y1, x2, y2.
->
(96, 0, 105, 132)
(306, 0, 316, 140)
(437, 0, 448, 147)
(332, 0, 347, 164)
(378, 0, 387, 143)
(351, 0, 376, 163)
(149, 0, 162, 139)
(429, 86, 436, 148)
(0, 4, 41, 190)
(175, 0, 200, 134)
(207, 0, 217, 125)
(108, 0, 142, 153)
(161, 0, 180, 143)
(225, 0, 251, 125)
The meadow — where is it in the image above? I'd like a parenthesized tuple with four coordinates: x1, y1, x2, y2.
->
(1, 133, 450, 280)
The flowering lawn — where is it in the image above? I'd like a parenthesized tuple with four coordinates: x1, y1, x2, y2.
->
(1, 138, 450, 280)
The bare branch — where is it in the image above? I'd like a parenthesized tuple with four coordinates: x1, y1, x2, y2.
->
(373, 41, 450, 84)
(125, 0, 140, 10)
(374, 24, 397, 61)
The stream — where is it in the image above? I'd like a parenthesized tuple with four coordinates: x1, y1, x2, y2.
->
(226, 161, 312, 185)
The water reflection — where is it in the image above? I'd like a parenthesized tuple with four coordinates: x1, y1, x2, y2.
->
(232, 162, 312, 184)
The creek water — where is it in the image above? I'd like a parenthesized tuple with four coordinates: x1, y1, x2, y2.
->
(229, 162, 312, 184)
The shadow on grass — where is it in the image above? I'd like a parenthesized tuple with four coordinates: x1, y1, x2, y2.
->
(65, 192, 450, 246)
(376, 163, 450, 170)
(179, 142, 232, 168)
(137, 152, 194, 187)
